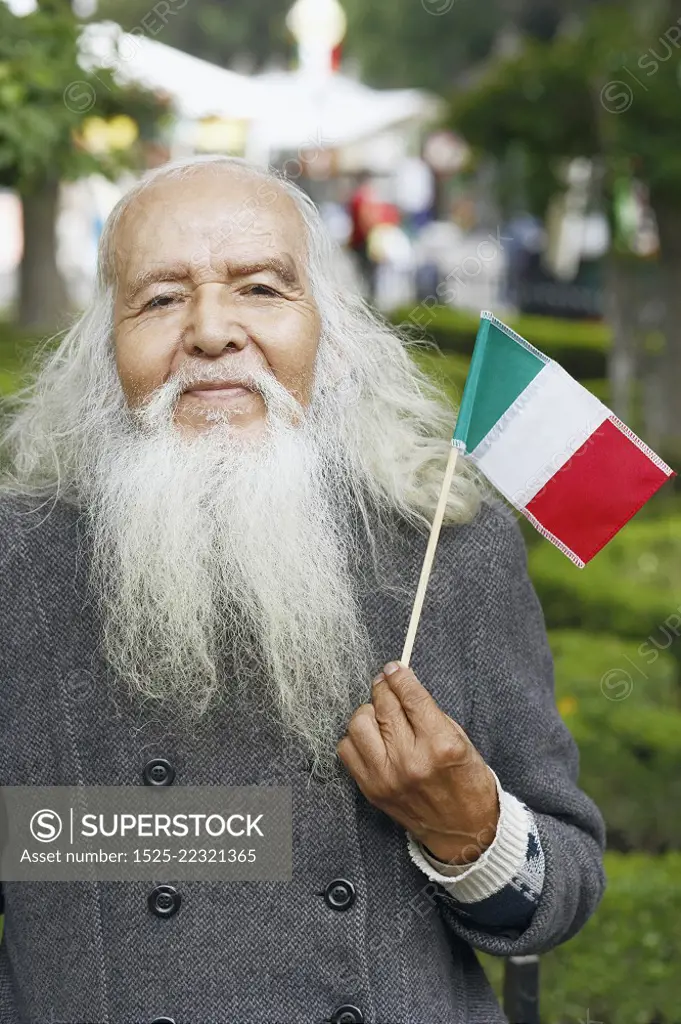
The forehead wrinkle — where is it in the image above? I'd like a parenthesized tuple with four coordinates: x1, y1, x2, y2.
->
(111, 169, 311, 292)
(121, 252, 302, 304)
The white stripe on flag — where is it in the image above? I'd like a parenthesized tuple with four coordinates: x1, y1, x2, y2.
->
(469, 360, 610, 508)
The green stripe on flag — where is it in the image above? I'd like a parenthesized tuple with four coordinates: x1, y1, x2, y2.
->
(452, 313, 546, 453)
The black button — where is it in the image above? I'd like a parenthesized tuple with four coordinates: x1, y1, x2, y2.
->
(147, 884, 181, 918)
(150, 1019, 175, 1023)
(143, 758, 175, 786)
(331, 1006, 364, 1024)
(324, 878, 356, 911)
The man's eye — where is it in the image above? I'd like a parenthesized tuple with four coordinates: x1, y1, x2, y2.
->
(144, 294, 181, 310)
(246, 284, 279, 297)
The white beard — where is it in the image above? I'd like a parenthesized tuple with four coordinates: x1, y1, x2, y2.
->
(82, 366, 381, 781)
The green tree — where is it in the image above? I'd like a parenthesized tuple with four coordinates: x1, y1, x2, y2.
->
(95, 0, 294, 74)
(448, 1, 681, 457)
(0, 1, 170, 329)
(93, 0, 545, 91)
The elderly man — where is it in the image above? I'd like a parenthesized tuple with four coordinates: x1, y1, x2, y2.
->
(0, 156, 604, 1024)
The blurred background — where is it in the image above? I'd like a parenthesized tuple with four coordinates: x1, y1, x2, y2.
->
(0, 0, 680, 1020)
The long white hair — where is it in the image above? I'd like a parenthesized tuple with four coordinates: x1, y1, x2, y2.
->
(0, 154, 486, 531)
(0, 157, 489, 780)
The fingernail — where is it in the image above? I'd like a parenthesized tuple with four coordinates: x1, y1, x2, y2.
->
(384, 662, 401, 676)
(372, 672, 385, 685)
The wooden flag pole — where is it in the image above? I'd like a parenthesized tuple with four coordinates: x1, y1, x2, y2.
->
(401, 444, 460, 667)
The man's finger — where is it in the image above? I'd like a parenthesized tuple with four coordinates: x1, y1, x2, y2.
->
(381, 662, 441, 730)
(336, 734, 366, 779)
(371, 676, 414, 739)
(342, 704, 387, 771)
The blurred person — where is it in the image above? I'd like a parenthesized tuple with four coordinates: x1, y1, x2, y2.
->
(502, 212, 546, 310)
(348, 170, 381, 300)
(394, 156, 436, 236)
(366, 219, 413, 311)
(319, 197, 352, 247)
(0, 155, 605, 1024)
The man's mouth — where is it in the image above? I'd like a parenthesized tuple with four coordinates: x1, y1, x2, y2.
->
(182, 382, 255, 402)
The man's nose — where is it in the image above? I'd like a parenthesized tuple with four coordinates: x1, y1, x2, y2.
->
(183, 284, 250, 355)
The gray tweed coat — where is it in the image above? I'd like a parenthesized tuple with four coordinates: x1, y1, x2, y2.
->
(0, 491, 605, 1024)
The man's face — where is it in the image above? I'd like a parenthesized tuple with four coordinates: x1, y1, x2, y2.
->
(112, 168, 322, 436)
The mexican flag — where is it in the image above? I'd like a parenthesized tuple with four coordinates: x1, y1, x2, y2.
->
(452, 312, 675, 567)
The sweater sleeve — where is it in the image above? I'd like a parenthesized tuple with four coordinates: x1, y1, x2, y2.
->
(405, 771, 545, 932)
(428, 503, 606, 956)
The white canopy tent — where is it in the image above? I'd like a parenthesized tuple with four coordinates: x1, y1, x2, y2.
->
(77, 22, 442, 162)
(245, 69, 442, 163)
(78, 21, 263, 122)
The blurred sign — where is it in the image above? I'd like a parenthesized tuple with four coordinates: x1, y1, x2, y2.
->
(75, 116, 139, 155)
(423, 131, 470, 175)
(195, 117, 248, 154)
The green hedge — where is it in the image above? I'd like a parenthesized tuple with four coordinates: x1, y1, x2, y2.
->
(0, 323, 67, 399)
(0, 323, 46, 395)
(0, 322, 43, 352)
(0, 317, 612, 408)
(480, 851, 681, 1023)
(411, 349, 469, 402)
(529, 517, 681, 654)
(552, 630, 678, 711)
(411, 348, 611, 409)
(393, 305, 609, 379)
(550, 630, 681, 851)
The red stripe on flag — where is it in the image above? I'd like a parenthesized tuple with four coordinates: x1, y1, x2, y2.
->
(525, 417, 674, 564)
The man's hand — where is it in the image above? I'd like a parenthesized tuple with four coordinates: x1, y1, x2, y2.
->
(337, 661, 500, 865)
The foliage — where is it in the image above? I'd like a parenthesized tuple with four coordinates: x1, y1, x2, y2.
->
(447, 2, 681, 216)
(94, 0, 615, 92)
(95, 0, 508, 90)
(444, 2, 681, 454)
(339, 0, 506, 91)
(95, 0, 294, 75)
(393, 304, 609, 378)
(550, 629, 681, 851)
(411, 349, 469, 403)
(412, 348, 610, 408)
(449, 32, 600, 217)
(0, 3, 171, 192)
(481, 851, 681, 1023)
(0, 321, 60, 394)
(529, 516, 681, 649)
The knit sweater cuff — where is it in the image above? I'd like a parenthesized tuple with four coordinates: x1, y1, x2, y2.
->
(406, 769, 532, 903)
